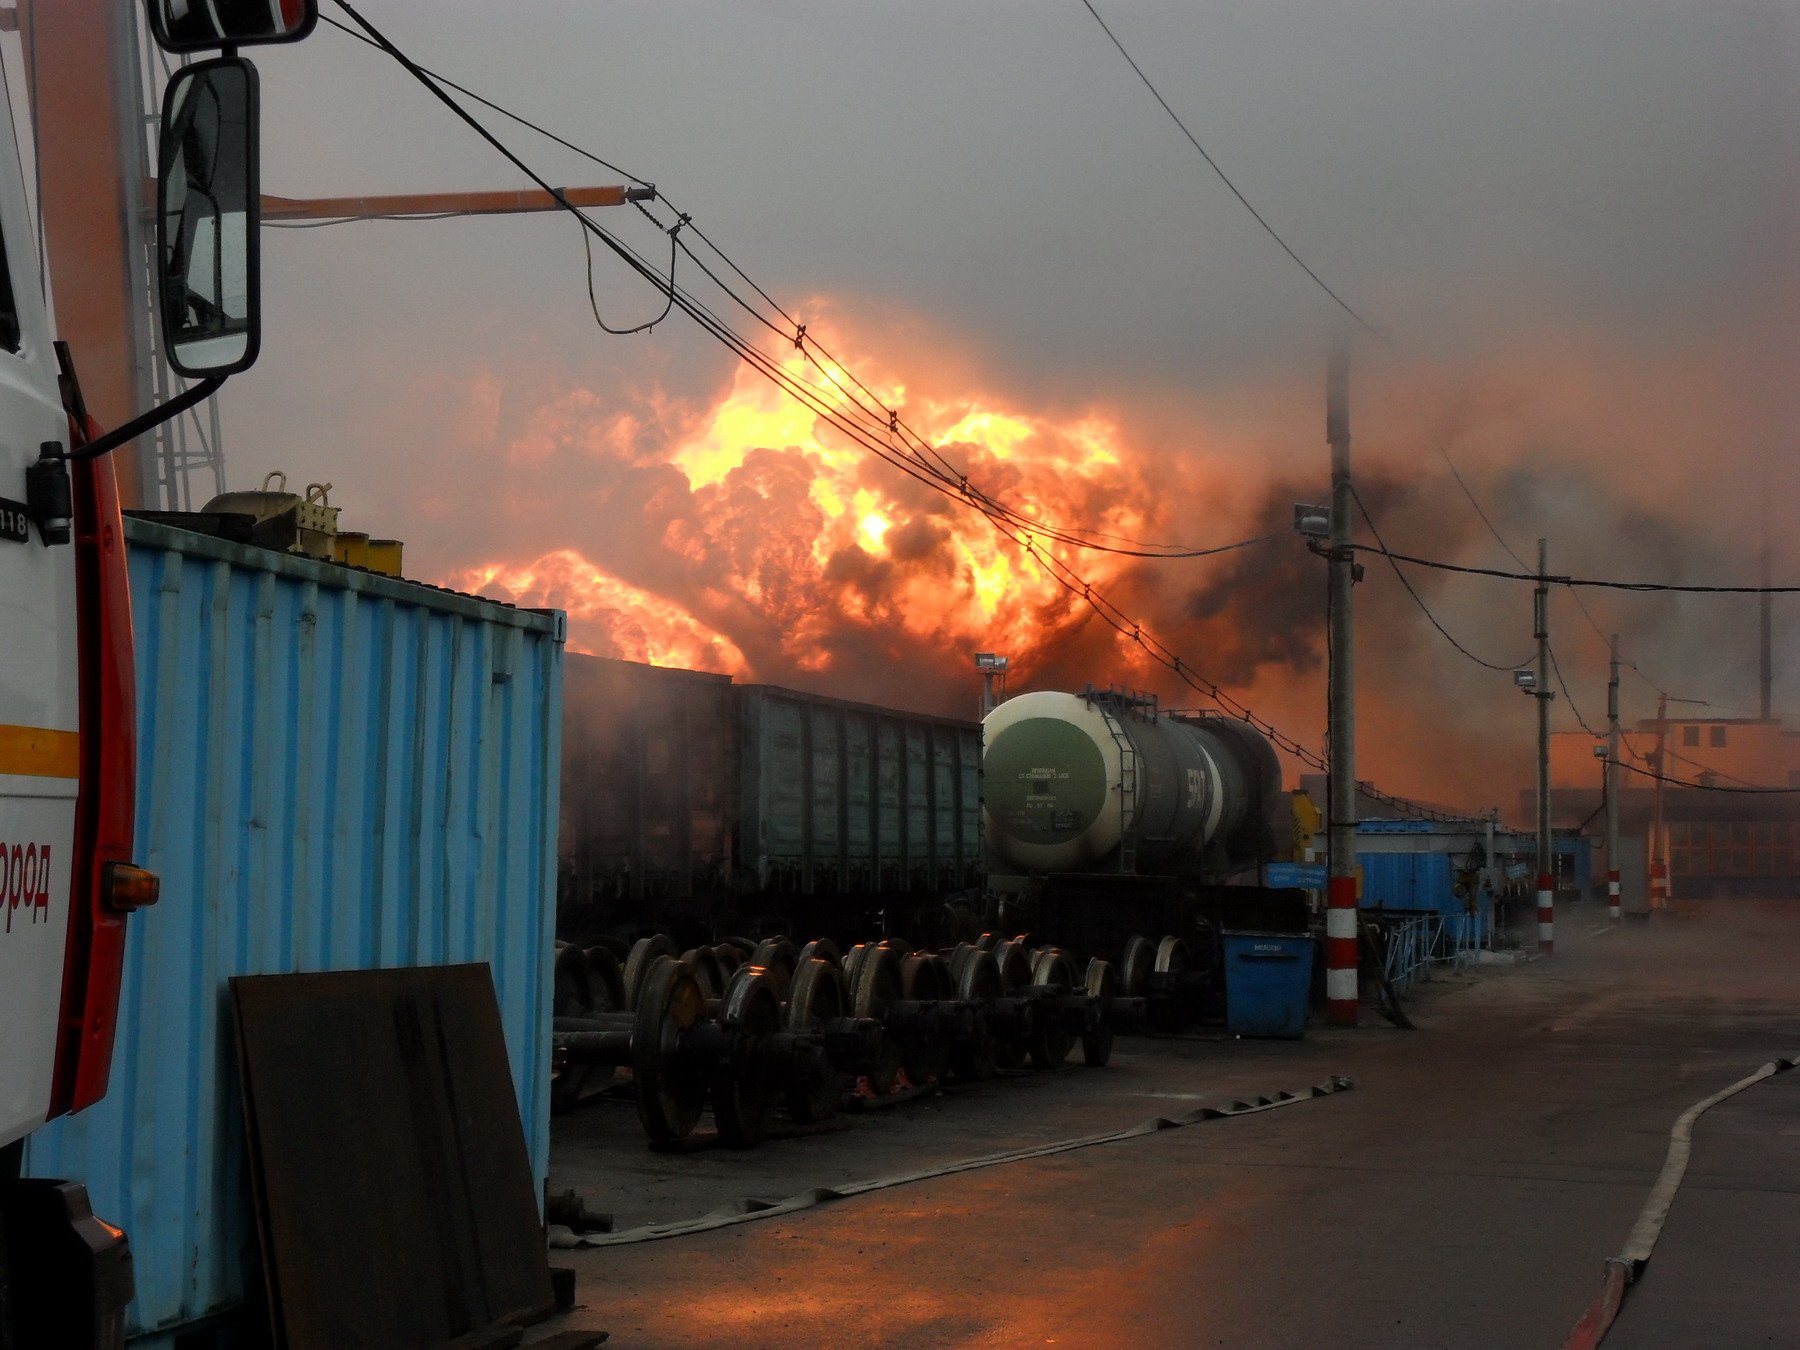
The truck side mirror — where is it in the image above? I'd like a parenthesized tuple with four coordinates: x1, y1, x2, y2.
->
(148, 0, 318, 54)
(157, 57, 262, 379)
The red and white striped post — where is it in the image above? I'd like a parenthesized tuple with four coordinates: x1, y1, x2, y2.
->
(1326, 875, 1359, 1022)
(1607, 869, 1621, 922)
(1537, 871, 1555, 953)
(1649, 857, 1668, 911)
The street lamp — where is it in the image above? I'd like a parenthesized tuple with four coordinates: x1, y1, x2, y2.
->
(974, 653, 1009, 717)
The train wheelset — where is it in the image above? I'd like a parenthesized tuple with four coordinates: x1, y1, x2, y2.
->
(550, 930, 1189, 1150)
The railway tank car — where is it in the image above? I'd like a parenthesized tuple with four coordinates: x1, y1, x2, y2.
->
(981, 686, 1292, 949)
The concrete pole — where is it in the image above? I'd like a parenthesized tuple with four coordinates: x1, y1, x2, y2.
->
(1649, 693, 1669, 912)
(1536, 539, 1554, 953)
(1606, 635, 1621, 921)
(1485, 810, 1498, 946)
(1760, 539, 1773, 722)
(1325, 340, 1358, 1025)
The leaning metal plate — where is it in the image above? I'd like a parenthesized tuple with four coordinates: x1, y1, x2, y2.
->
(231, 965, 554, 1349)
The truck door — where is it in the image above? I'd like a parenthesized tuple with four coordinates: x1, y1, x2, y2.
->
(0, 153, 86, 1150)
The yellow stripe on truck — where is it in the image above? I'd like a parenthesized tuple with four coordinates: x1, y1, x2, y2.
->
(0, 724, 81, 779)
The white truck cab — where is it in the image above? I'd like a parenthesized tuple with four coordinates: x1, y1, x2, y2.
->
(2, 5, 311, 1345)
(0, 117, 85, 1160)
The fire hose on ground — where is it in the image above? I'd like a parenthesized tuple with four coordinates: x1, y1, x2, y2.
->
(1562, 1051, 1799, 1350)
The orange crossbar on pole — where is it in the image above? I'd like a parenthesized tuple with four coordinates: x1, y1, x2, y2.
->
(259, 185, 651, 222)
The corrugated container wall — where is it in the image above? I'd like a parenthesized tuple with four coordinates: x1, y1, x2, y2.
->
(26, 519, 564, 1345)
(737, 685, 982, 897)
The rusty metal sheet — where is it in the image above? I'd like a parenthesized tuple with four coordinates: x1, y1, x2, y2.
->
(232, 965, 553, 1350)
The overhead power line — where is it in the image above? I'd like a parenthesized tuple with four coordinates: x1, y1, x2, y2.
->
(1347, 484, 1534, 673)
(324, 1, 1477, 823)
(1075, 0, 1382, 338)
(1344, 544, 1800, 594)
(1615, 758, 1800, 795)
(1546, 642, 1600, 738)
(1435, 439, 1691, 705)
(318, 9, 1260, 565)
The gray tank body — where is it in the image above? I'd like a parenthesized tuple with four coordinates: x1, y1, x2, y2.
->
(983, 688, 1283, 878)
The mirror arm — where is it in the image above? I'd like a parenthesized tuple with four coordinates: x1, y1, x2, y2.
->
(68, 376, 227, 463)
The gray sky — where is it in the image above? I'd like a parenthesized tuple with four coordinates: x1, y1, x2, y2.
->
(206, 0, 1799, 801)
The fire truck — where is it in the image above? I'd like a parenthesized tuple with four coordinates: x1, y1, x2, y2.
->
(0, 4, 311, 1345)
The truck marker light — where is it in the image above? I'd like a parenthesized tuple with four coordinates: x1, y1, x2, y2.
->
(101, 862, 160, 913)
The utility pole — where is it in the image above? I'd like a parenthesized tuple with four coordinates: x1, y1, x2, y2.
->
(1325, 340, 1358, 1026)
(1760, 537, 1773, 722)
(1649, 692, 1669, 912)
(1606, 635, 1621, 922)
(1535, 539, 1553, 954)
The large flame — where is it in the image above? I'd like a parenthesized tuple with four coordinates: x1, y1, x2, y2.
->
(450, 330, 1173, 694)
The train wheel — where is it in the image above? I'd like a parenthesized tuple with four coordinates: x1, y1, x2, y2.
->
(1082, 959, 1118, 1067)
(949, 950, 1001, 1081)
(852, 945, 905, 1095)
(990, 941, 1034, 1069)
(623, 934, 678, 1011)
(551, 945, 601, 1112)
(584, 945, 627, 1015)
(1027, 948, 1080, 1067)
(898, 952, 954, 1083)
(632, 957, 708, 1146)
(1120, 934, 1156, 999)
(1152, 935, 1193, 1032)
(712, 969, 783, 1148)
(752, 938, 799, 1000)
(784, 958, 849, 1123)
(712, 943, 745, 976)
(681, 946, 726, 999)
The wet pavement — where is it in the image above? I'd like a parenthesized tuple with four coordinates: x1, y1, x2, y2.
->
(532, 902, 1799, 1348)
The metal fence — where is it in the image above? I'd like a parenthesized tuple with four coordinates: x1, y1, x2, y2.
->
(1369, 908, 1482, 991)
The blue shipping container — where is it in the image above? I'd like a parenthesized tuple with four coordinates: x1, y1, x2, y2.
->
(26, 519, 564, 1345)
(1221, 931, 1315, 1038)
(1358, 851, 1489, 943)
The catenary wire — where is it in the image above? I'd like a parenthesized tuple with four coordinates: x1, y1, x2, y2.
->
(328, 0, 1474, 822)
(1075, 0, 1382, 338)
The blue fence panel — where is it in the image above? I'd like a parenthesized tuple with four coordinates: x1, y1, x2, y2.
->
(25, 520, 564, 1344)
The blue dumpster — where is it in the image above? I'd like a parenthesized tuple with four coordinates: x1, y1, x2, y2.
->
(1222, 930, 1315, 1038)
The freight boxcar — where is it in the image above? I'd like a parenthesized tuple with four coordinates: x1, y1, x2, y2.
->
(558, 655, 983, 944)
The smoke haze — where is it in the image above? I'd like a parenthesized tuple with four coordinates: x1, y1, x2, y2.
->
(189, 1, 1795, 814)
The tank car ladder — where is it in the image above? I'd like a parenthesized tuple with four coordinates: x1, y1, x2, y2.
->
(1098, 707, 1140, 873)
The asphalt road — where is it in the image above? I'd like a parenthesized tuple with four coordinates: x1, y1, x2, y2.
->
(538, 903, 1799, 1349)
